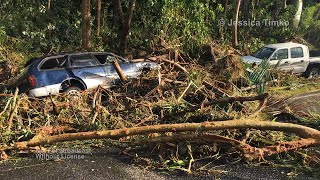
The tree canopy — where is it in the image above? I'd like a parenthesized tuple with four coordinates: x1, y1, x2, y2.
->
(0, 0, 319, 58)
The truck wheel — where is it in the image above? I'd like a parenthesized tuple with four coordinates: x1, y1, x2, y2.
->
(64, 86, 82, 94)
(305, 67, 320, 79)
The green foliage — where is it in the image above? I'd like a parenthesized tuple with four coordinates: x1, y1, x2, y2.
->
(0, 27, 6, 45)
(300, 4, 320, 48)
(246, 59, 273, 94)
(0, 0, 82, 53)
(0, 0, 318, 61)
(158, 0, 215, 54)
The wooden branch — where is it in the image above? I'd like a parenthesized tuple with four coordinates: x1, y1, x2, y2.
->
(12, 119, 320, 149)
(112, 61, 128, 82)
(202, 80, 231, 97)
(178, 81, 193, 102)
(131, 55, 168, 62)
(158, 58, 189, 75)
(138, 55, 189, 75)
(176, 93, 268, 115)
(133, 133, 320, 161)
(0, 94, 14, 97)
(7, 88, 19, 130)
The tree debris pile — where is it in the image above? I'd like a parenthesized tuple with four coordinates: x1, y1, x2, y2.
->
(0, 56, 320, 174)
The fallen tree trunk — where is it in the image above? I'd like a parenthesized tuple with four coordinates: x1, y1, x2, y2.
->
(12, 119, 320, 150)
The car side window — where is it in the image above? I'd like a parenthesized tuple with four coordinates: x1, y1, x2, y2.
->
(40, 56, 68, 70)
(106, 55, 118, 63)
(290, 47, 303, 58)
(40, 58, 59, 70)
(94, 54, 108, 64)
(270, 49, 288, 60)
(70, 54, 98, 67)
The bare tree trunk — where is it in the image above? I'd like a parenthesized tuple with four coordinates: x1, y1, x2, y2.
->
(119, 0, 136, 56)
(96, 0, 101, 36)
(101, 0, 107, 28)
(82, 0, 92, 50)
(113, 0, 124, 24)
(232, 0, 242, 47)
(47, 0, 51, 11)
(223, 0, 229, 16)
(112, 0, 136, 56)
(284, 0, 287, 9)
(242, 0, 249, 20)
(293, 0, 303, 30)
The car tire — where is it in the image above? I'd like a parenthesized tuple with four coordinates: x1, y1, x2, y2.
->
(305, 67, 320, 79)
(64, 86, 82, 94)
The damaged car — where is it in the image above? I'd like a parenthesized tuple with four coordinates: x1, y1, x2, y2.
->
(3, 52, 159, 97)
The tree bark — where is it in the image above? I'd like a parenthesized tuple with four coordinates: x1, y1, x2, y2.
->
(119, 0, 136, 56)
(293, 0, 303, 30)
(284, 0, 287, 9)
(112, 61, 128, 82)
(47, 0, 51, 11)
(113, 0, 125, 24)
(223, 0, 229, 16)
(232, 0, 242, 47)
(82, 0, 92, 50)
(112, 0, 136, 56)
(101, 0, 107, 28)
(96, 0, 101, 36)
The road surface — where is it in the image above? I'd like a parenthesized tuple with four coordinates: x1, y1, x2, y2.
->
(0, 147, 316, 180)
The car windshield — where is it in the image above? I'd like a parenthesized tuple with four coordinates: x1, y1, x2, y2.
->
(252, 47, 275, 59)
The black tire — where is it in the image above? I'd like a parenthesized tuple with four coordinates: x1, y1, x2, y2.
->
(304, 66, 320, 79)
(64, 86, 82, 94)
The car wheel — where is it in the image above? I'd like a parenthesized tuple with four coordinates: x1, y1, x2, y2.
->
(305, 67, 320, 79)
(64, 86, 82, 94)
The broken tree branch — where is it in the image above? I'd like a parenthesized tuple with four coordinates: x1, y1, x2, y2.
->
(176, 93, 268, 115)
(7, 87, 19, 130)
(11, 119, 320, 150)
(112, 61, 128, 82)
(133, 133, 320, 161)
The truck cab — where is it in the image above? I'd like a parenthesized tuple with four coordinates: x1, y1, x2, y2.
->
(242, 42, 320, 78)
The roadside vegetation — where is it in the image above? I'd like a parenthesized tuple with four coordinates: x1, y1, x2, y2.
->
(1, 0, 320, 178)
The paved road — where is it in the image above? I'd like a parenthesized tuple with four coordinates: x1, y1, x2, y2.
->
(0, 147, 316, 180)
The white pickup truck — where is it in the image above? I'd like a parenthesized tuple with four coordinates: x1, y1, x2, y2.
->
(242, 42, 320, 78)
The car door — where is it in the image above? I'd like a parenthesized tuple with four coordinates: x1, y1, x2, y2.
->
(92, 53, 138, 84)
(269, 48, 291, 71)
(68, 54, 107, 89)
(289, 47, 308, 74)
(36, 55, 70, 95)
